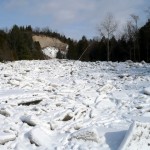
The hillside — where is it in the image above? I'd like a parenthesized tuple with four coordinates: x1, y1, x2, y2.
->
(32, 35, 68, 58)
(32, 35, 68, 50)
(0, 25, 71, 61)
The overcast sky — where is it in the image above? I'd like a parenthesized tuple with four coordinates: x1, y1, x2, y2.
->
(0, 0, 149, 40)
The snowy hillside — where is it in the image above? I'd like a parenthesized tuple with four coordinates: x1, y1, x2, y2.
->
(0, 60, 150, 149)
(42, 47, 59, 58)
(33, 35, 68, 59)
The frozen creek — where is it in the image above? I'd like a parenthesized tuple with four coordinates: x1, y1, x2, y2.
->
(0, 59, 150, 150)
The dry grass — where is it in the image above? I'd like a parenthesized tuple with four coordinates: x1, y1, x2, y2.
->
(32, 35, 68, 51)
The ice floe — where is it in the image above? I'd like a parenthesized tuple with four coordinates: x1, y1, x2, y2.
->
(0, 59, 149, 149)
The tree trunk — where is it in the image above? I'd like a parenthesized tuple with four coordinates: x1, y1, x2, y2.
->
(129, 48, 132, 60)
(147, 43, 149, 62)
(133, 41, 136, 61)
(107, 34, 110, 61)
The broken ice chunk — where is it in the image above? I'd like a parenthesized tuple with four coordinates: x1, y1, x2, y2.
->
(70, 127, 100, 143)
(143, 87, 150, 95)
(20, 115, 39, 126)
(28, 127, 51, 147)
(0, 132, 16, 144)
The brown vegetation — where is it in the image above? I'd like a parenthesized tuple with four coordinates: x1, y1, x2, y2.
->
(32, 35, 68, 52)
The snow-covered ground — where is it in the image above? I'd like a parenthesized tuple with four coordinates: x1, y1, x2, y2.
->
(0, 59, 150, 150)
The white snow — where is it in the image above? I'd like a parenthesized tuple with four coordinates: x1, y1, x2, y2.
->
(42, 47, 59, 58)
(118, 121, 150, 150)
(0, 59, 150, 149)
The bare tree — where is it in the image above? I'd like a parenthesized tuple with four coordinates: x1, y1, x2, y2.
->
(145, 6, 150, 20)
(124, 21, 134, 39)
(130, 14, 139, 30)
(99, 13, 118, 61)
(130, 14, 140, 61)
(123, 14, 140, 61)
(123, 21, 135, 60)
(145, 7, 150, 62)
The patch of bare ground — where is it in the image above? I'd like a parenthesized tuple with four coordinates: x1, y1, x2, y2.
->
(32, 35, 68, 51)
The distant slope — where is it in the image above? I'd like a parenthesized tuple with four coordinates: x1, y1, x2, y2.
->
(32, 35, 68, 59)
(32, 35, 68, 50)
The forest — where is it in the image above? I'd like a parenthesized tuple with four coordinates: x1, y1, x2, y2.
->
(0, 18, 150, 62)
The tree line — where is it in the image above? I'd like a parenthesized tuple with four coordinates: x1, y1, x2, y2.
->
(0, 25, 45, 61)
(0, 15, 150, 62)
(67, 13, 150, 63)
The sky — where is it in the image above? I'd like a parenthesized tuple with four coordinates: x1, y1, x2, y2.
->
(0, 0, 149, 40)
